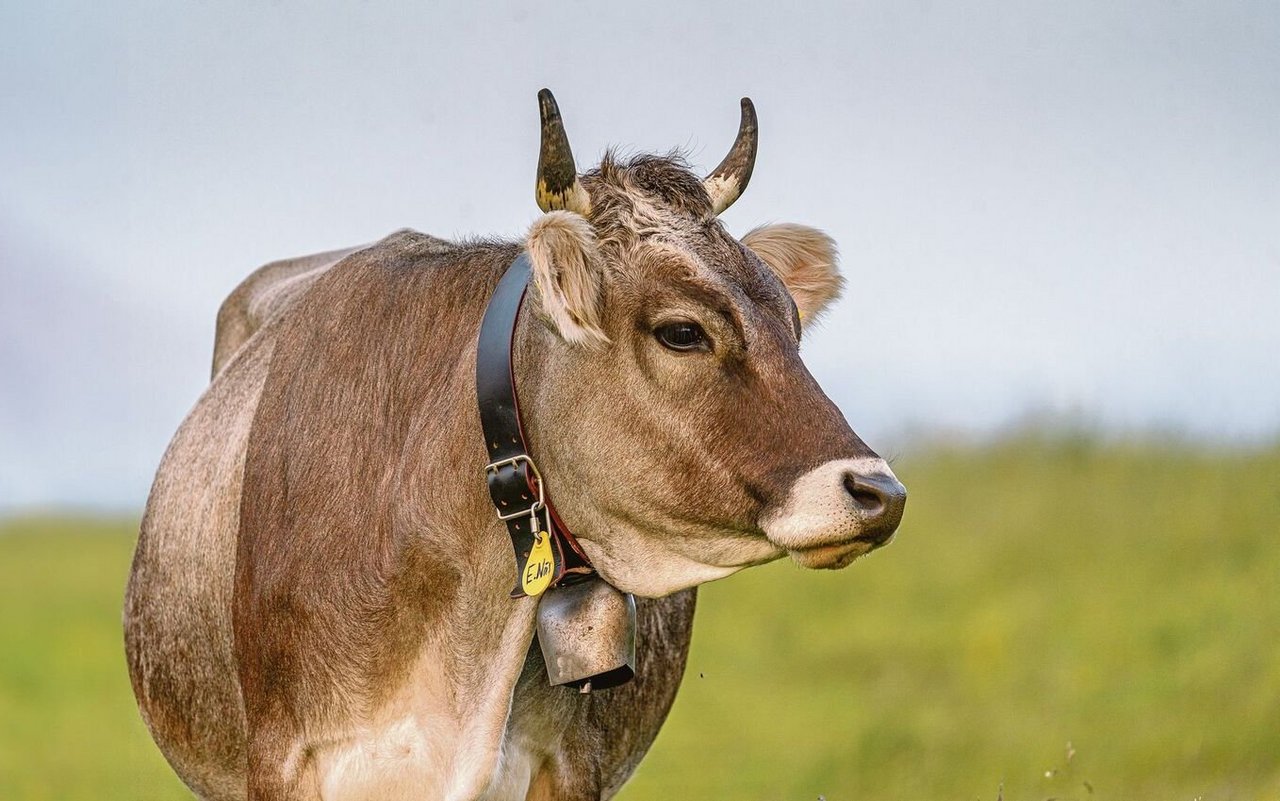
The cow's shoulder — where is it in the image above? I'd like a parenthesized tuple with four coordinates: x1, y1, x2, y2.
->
(210, 229, 454, 378)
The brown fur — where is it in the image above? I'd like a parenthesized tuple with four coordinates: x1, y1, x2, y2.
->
(125, 153, 893, 801)
(211, 245, 365, 378)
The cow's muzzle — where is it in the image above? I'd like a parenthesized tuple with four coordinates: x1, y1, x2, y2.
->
(760, 457, 907, 569)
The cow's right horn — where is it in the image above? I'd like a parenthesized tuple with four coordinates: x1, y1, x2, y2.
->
(536, 89, 592, 217)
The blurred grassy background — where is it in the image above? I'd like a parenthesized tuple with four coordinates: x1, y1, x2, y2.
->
(2, 436, 1278, 800)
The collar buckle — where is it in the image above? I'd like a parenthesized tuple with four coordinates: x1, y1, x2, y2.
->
(484, 454, 545, 521)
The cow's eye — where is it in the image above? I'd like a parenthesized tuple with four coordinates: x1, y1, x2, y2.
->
(654, 321, 708, 352)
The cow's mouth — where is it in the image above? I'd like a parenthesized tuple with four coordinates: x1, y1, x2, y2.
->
(787, 534, 892, 570)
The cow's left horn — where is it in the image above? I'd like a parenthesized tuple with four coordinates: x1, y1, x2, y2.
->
(703, 97, 758, 215)
(536, 89, 592, 217)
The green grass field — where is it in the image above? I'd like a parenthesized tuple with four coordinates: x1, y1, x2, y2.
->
(2, 437, 1278, 800)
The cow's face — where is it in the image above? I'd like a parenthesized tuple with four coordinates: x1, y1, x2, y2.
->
(518, 94, 904, 598)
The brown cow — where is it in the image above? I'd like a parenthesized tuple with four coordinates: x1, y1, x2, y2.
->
(124, 90, 905, 801)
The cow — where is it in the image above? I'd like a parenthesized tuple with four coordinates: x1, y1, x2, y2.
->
(124, 89, 906, 801)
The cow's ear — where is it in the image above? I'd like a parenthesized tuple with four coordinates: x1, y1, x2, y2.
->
(742, 223, 843, 325)
(526, 211, 609, 346)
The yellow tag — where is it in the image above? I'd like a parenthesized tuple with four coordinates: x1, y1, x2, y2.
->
(521, 531, 555, 597)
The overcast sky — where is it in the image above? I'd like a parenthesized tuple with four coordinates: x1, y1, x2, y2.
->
(2, 1, 1277, 509)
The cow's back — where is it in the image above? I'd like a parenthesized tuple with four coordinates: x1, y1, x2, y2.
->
(211, 244, 364, 378)
(123, 241, 369, 800)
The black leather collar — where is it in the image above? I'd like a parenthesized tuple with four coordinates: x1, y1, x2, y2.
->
(476, 252, 594, 597)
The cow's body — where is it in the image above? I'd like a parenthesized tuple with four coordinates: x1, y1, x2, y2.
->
(126, 231, 697, 800)
(126, 93, 907, 801)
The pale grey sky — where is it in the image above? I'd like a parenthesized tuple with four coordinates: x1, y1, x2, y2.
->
(2, 1, 1278, 508)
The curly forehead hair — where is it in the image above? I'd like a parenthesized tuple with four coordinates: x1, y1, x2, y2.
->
(580, 152, 715, 247)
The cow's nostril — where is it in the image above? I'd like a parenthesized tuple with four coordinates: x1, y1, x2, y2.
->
(843, 474, 886, 515)
(842, 471, 907, 542)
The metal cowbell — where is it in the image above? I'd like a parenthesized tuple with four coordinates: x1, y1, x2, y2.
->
(536, 576, 636, 691)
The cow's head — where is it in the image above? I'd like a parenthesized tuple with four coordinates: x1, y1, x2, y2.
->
(519, 90, 905, 598)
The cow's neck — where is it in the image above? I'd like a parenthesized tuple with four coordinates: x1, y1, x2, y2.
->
(364, 279, 575, 800)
